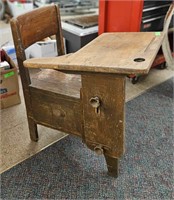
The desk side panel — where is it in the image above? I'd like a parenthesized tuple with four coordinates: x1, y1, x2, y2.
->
(82, 74, 126, 158)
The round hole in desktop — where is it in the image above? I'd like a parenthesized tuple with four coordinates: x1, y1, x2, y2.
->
(134, 58, 145, 62)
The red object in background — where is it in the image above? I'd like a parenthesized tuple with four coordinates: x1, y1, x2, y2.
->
(99, 0, 144, 34)
(9, 0, 27, 3)
(0, 49, 6, 62)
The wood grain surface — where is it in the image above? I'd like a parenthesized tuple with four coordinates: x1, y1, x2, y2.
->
(24, 32, 164, 75)
(81, 73, 125, 158)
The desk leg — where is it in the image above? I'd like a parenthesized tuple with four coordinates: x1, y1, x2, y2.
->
(81, 73, 125, 177)
(104, 154, 119, 177)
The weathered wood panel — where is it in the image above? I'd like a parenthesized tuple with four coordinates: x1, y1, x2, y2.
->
(81, 73, 126, 158)
(15, 5, 64, 53)
(31, 69, 81, 99)
(30, 87, 82, 136)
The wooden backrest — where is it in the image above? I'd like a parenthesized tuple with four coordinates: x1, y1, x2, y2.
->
(11, 5, 65, 54)
(10, 5, 65, 87)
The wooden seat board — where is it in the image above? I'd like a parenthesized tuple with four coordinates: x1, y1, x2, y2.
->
(30, 69, 81, 99)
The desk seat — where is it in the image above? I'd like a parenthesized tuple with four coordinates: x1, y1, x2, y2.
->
(30, 69, 81, 99)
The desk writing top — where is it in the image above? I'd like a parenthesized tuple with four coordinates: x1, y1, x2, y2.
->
(24, 32, 164, 75)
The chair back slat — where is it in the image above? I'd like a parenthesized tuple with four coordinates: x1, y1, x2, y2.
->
(14, 5, 64, 50)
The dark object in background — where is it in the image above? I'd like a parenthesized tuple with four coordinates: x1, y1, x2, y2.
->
(141, 0, 173, 31)
(62, 15, 98, 53)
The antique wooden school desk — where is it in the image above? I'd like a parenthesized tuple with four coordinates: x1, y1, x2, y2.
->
(24, 32, 163, 177)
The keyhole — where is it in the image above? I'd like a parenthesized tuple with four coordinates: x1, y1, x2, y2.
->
(89, 97, 100, 107)
(89, 96, 101, 114)
(96, 107, 100, 114)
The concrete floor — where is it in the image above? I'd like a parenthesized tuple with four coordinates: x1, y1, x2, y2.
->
(0, 20, 173, 174)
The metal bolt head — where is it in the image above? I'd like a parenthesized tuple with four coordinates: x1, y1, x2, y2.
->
(94, 145, 103, 155)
